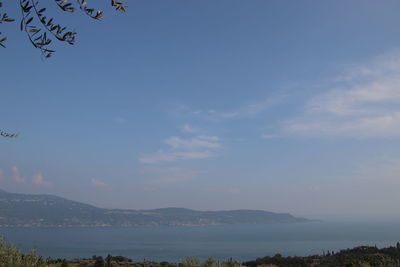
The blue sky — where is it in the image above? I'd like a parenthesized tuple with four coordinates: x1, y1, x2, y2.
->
(2, 0, 400, 218)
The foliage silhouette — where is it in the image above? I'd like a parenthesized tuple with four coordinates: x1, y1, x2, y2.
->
(0, 0, 126, 58)
(0, 129, 19, 138)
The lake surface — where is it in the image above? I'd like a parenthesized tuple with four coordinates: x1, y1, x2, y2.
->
(1, 222, 400, 262)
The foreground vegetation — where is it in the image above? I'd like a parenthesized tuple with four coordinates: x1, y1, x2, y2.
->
(243, 244, 400, 267)
(3, 239, 400, 267)
(0, 239, 67, 267)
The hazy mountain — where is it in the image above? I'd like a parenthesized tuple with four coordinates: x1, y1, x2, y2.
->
(0, 190, 309, 226)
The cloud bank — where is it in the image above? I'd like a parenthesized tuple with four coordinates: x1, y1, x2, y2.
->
(0, 166, 50, 186)
(139, 135, 221, 164)
(285, 51, 400, 138)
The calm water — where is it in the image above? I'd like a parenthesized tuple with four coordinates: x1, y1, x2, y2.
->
(1, 222, 400, 262)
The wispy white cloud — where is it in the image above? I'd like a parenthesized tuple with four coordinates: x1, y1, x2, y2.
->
(180, 124, 199, 134)
(335, 51, 400, 83)
(165, 136, 220, 150)
(261, 134, 281, 139)
(142, 167, 205, 185)
(32, 173, 50, 186)
(5, 167, 51, 186)
(139, 135, 221, 164)
(91, 178, 108, 187)
(285, 50, 400, 138)
(186, 93, 287, 121)
(11, 166, 25, 183)
(139, 151, 214, 164)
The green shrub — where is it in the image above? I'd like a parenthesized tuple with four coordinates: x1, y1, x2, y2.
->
(0, 239, 66, 267)
(181, 257, 200, 267)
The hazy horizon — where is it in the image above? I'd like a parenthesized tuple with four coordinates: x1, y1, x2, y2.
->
(2, 0, 400, 219)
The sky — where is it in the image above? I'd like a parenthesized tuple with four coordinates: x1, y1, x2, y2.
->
(2, 0, 400, 219)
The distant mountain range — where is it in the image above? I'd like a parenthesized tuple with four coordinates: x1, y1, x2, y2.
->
(0, 190, 309, 227)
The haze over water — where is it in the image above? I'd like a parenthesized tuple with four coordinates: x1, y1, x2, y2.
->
(2, 222, 400, 262)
